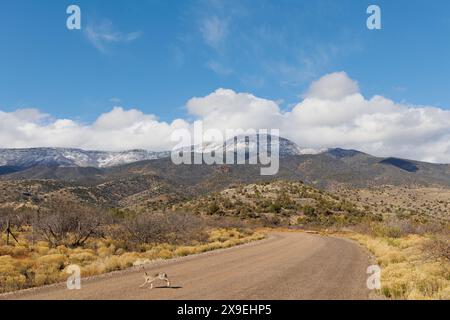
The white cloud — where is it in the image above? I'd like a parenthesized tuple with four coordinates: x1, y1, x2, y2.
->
(1, 72, 450, 163)
(186, 88, 283, 132)
(185, 73, 450, 163)
(0, 107, 189, 152)
(304, 72, 359, 100)
(85, 21, 142, 52)
(200, 16, 228, 50)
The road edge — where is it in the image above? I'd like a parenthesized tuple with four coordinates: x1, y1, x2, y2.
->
(0, 232, 275, 299)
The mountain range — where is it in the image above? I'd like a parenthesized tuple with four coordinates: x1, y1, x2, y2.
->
(0, 148, 170, 172)
(1, 136, 449, 194)
(0, 136, 314, 173)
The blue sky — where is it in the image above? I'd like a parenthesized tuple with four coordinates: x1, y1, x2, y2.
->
(1, 0, 449, 122)
(1, 0, 450, 162)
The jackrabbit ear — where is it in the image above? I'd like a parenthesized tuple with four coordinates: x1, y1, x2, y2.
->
(141, 265, 148, 275)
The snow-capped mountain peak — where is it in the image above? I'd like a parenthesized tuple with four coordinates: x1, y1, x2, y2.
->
(0, 148, 170, 169)
(0, 136, 320, 170)
(181, 134, 321, 156)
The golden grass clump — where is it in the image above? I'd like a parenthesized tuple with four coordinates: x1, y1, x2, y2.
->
(101, 256, 122, 272)
(36, 254, 67, 268)
(118, 252, 142, 268)
(157, 249, 173, 260)
(352, 233, 449, 300)
(209, 228, 235, 242)
(96, 245, 116, 258)
(0, 227, 264, 294)
(174, 246, 198, 256)
(34, 242, 50, 255)
(0, 255, 27, 291)
(80, 261, 106, 277)
(0, 245, 29, 257)
(69, 251, 97, 265)
(34, 265, 64, 287)
(132, 259, 152, 267)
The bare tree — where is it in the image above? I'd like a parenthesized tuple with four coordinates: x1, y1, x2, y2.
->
(0, 207, 29, 245)
(124, 211, 206, 245)
(34, 201, 105, 247)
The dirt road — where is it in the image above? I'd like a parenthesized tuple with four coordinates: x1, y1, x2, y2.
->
(2, 232, 372, 300)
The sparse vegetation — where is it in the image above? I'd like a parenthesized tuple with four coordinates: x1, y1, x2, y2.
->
(190, 182, 449, 300)
(0, 202, 265, 294)
(1, 177, 449, 300)
(173, 181, 377, 227)
(346, 217, 450, 300)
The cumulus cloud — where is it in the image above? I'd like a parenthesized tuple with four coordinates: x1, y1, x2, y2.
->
(185, 72, 450, 163)
(0, 107, 189, 152)
(186, 88, 283, 131)
(304, 72, 359, 100)
(285, 73, 450, 163)
(1, 72, 450, 163)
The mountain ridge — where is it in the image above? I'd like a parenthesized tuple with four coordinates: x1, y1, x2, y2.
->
(3, 135, 447, 170)
(0, 147, 170, 169)
(1, 136, 450, 192)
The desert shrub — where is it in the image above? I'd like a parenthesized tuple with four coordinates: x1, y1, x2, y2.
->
(207, 202, 220, 215)
(34, 201, 106, 247)
(205, 216, 248, 230)
(260, 215, 282, 226)
(302, 205, 316, 216)
(365, 217, 449, 240)
(0, 206, 264, 293)
(268, 201, 282, 213)
(222, 198, 234, 209)
(124, 211, 206, 246)
(0, 207, 36, 230)
(423, 236, 450, 262)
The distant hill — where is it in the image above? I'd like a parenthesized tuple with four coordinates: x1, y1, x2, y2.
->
(0, 148, 170, 169)
(0, 136, 311, 172)
(0, 136, 449, 210)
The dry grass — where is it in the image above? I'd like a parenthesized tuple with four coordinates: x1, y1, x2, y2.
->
(0, 228, 265, 293)
(350, 233, 450, 300)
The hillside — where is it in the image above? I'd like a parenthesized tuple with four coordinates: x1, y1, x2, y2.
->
(0, 136, 450, 218)
(1, 137, 450, 191)
(168, 181, 373, 226)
